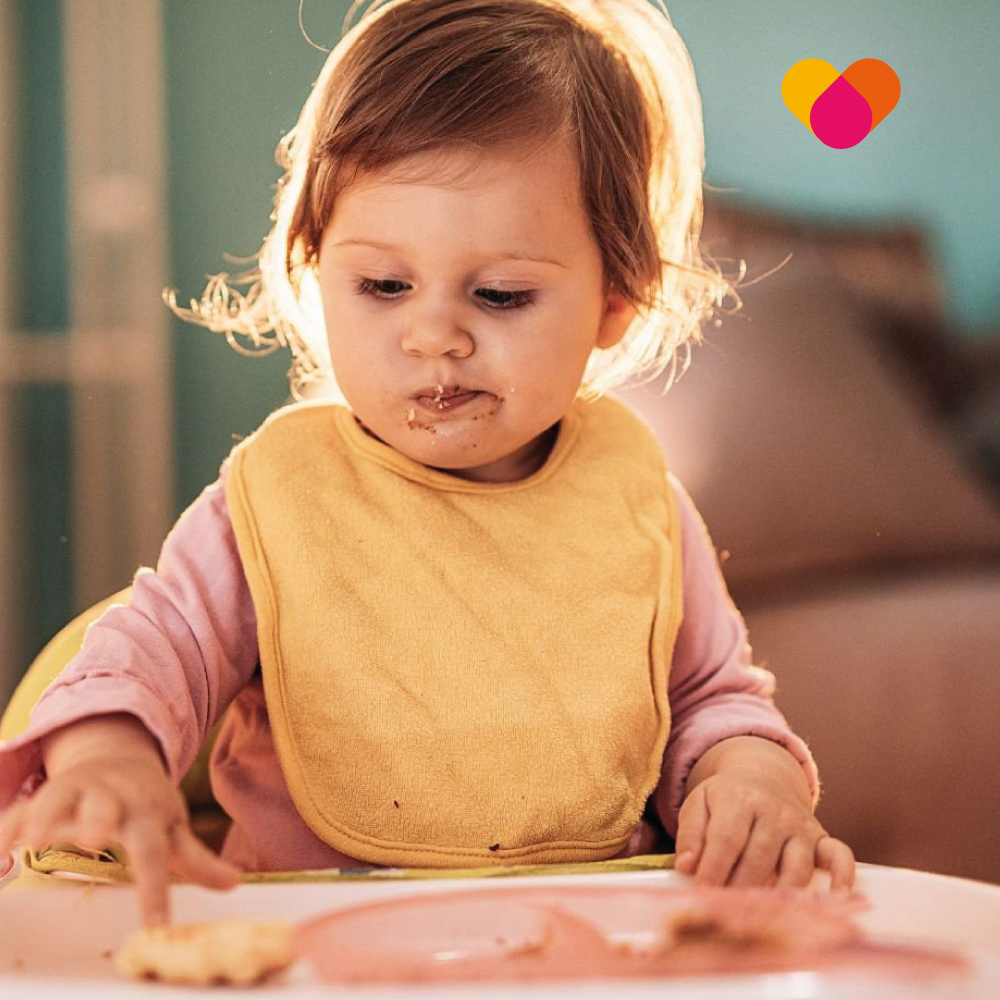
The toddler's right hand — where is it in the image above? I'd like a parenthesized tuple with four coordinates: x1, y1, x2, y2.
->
(0, 713, 242, 927)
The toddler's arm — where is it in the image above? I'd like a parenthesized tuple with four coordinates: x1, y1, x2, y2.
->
(0, 457, 259, 920)
(652, 473, 819, 833)
(0, 713, 241, 926)
(653, 474, 854, 889)
(0, 458, 258, 801)
(673, 732, 854, 890)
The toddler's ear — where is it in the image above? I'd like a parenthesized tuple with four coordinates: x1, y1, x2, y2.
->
(596, 285, 637, 349)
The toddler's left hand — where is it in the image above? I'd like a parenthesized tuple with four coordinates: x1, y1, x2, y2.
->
(673, 739, 855, 891)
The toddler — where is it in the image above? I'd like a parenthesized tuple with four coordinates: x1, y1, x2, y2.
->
(0, 0, 854, 927)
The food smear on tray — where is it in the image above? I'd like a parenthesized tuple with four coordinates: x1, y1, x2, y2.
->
(297, 885, 971, 985)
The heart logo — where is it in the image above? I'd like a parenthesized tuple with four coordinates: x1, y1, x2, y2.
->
(782, 58, 900, 148)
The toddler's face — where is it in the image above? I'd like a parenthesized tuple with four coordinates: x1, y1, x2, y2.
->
(317, 137, 635, 483)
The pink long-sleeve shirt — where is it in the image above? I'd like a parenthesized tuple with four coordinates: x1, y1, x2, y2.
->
(0, 458, 819, 871)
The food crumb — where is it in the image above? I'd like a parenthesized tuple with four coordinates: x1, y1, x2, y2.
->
(393, 800, 399, 808)
(489, 843, 500, 852)
(671, 913, 775, 950)
(507, 934, 549, 958)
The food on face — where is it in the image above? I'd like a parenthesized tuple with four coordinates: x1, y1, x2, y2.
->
(114, 919, 295, 987)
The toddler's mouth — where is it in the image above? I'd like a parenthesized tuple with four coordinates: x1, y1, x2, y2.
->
(411, 383, 488, 412)
(411, 383, 480, 402)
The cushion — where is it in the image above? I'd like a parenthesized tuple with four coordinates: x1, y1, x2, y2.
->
(737, 566, 1000, 883)
(696, 194, 948, 326)
(611, 210, 1000, 594)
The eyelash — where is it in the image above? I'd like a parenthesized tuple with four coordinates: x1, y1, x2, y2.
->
(352, 277, 536, 311)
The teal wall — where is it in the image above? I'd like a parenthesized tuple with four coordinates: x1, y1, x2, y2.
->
(8, 0, 74, 676)
(163, 1, 328, 508)
(13, 0, 68, 333)
(666, 0, 1000, 335)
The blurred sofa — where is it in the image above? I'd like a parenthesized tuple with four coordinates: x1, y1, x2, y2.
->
(612, 194, 1000, 885)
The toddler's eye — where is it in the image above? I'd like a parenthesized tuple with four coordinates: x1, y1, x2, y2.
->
(353, 277, 534, 311)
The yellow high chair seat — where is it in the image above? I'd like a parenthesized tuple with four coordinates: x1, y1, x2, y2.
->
(0, 586, 230, 854)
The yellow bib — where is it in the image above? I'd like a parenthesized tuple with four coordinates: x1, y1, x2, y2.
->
(225, 393, 683, 867)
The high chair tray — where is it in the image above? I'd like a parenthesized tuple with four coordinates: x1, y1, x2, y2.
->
(1, 857, 998, 998)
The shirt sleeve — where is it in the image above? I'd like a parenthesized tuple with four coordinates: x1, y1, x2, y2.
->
(651, 472, 820, 839)
(0, 457, 259, 808)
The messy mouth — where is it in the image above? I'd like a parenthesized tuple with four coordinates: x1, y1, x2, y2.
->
(411, 383, 480, 402)
(410, 383, 490, 412)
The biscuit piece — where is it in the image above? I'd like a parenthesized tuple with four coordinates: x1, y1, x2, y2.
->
(114, 919, 295, 986)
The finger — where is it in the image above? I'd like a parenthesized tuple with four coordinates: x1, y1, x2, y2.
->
(775, 835, 817, 889)
(74, 788, 122, 851)
(674, 788, 709, 875)
(20, 784, 81, 848)
(691, 801, 754, 887)
(22, 819, 105, 849)
(169, 826, 243, 890)
(815, 836, 857, 892)
(727, 817, 788, 888)
(122, 816, 173, 928)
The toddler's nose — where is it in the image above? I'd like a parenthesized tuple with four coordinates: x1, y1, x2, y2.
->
(401, 320, 475, 360)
